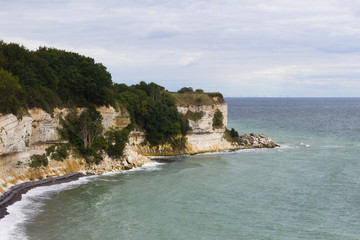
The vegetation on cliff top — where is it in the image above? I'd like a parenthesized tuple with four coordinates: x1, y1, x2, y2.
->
(0, 41, 227, 163)
(170, 92, 225, 106)
(0, 41, 113, 114)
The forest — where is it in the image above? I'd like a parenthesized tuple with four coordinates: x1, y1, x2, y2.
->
(0, 41, 191, 160)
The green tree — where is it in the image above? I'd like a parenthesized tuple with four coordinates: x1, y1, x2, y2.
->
(79, 108, 104, 149)
(58, 107, 106, 164)
(105, 127, 129, 158)
(0, 68, 24, 114)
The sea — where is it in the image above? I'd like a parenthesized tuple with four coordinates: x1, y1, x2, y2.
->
(1, 98, 360, 240)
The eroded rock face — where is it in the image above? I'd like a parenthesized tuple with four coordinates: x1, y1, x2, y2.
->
(177, 103, 233, 153)
(177, 104, 227, 134)
(0, 114, 32, 155)
(97, 106, 130, 130)
(28, 109, 62, 145)
(128, 103, 234, 155)
(0, 106, 144, 194)
(0, 106, 130, 156)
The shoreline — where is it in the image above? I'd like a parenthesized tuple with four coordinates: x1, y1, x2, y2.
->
(0, 172, 93, 219)
(0, 145, 280, 220)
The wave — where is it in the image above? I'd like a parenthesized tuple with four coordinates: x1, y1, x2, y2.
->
(102, 162, 165, 176)
(0, 161, 164, 240)
(127, 161, 165, 172)
(319, 145, 345, 148)
(193, 150, 235, 156)
(300, 142, 311, 148)
(0, 175, 97, 240)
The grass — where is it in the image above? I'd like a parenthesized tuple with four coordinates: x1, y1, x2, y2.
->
(184, 110, 204, 121)
(169, 92, 225, 106)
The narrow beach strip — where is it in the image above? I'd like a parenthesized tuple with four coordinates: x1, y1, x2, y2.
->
(0, 172, 91, 219)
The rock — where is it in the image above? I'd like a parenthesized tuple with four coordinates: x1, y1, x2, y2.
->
(238, 134, 279, 148)
(0, 114, 32, 155)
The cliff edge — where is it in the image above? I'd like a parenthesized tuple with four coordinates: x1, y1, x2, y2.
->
(0, 94, 278, 195)
(128, 92, 278, 155)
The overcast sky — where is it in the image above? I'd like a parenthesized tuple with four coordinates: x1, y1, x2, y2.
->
(1, 0, 360, 97)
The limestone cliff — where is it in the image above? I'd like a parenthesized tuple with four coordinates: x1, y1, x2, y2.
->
(177, 103, 233, 153)
(128, 93, 278, 156)
(0, 95, 278, 195)
(0, 107, 149, 194)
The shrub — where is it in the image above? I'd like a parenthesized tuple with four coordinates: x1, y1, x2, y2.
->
(195, 89, 204, 93)
(230, 128, 239, 138)
(51, 143, 69, 161)
(212, 110, 224, 129)
(177, 87, 194, 93)
(29, 154, 48, 168)
(184, 110, 204, 122)
(45, 145, 56, 156)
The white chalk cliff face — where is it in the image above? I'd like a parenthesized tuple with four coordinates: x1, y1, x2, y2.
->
(0, 114, 32, 155)
(127, 101, 235, 155)
(0, 106, 148, 194)
(0, 100, 278, 194)
(0, 107, 131, 156)
(177, 103, 233, 153)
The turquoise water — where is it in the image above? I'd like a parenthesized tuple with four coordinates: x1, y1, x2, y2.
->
(1, 98, 360, 239)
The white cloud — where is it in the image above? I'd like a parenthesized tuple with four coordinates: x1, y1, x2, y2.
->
(1, 0, 360, 96)
(178, 53, 202, 67)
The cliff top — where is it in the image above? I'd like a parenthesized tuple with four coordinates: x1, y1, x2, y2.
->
(170, 92, 225, 106)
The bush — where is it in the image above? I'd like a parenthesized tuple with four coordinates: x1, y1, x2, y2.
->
(230, 128, 239, 138)
(195, 89, 204, 93)
(51, 143, 69, 161)
(224, 127, 242, 144)
(29, 154, 48, 168)
(105, 127, 129, 158)
(184, 110, 204, 122)
(45, 145, 56, 156)
(212, 110, 224, 129)
(177, 87, 193, 93)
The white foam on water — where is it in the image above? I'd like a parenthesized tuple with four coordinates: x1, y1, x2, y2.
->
(102, 161, 165, 176)
(276, 142, 311, 151)
(320, 145, 345, 148)
(300, 142, 311, 147)
(0, 175, 97, 240)
(194, 150, 234, 156)
(236, 148, 274, 154)
(127, 161, 165, 172)
(148, 154, 189, 159)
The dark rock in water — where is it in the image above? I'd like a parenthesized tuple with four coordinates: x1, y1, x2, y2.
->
(238, 134, 279, 148)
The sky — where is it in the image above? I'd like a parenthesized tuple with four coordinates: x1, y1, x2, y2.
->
(1, 0, 360, 97)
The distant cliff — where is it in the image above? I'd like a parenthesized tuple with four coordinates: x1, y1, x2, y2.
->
(128, 92, 278, 155)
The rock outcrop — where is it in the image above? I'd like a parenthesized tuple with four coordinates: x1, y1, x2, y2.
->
(237, 134, 279, 149)
(177, 103, 233, 153)
(127, 94, 278, 156)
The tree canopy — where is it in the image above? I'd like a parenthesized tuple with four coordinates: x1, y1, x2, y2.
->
(0, 41, 190, 148)
(0, 41, 113, 113)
